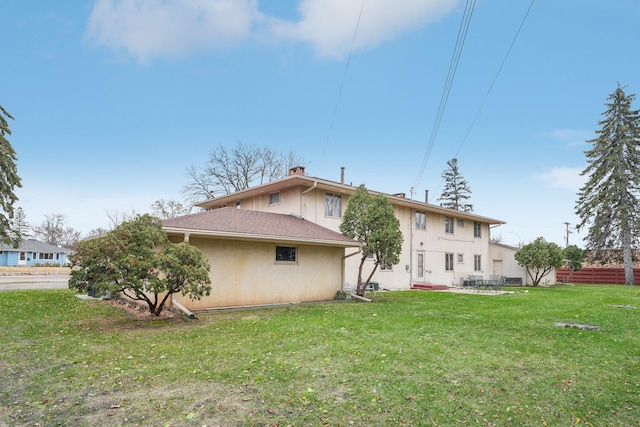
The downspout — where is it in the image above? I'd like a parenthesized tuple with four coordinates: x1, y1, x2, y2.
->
(301, 181, 317, 221)
(171, 232, 194, 316)
(409, 208, 414, 289)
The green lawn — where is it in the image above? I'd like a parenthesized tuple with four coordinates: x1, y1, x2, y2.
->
(1, 286, 639, 426)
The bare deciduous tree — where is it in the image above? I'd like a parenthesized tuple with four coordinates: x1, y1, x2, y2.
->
(151, 199, 191, 219)
(182, 142, 306, 204)
(105, 209, 139, 230)
(31, 213, 81, 249)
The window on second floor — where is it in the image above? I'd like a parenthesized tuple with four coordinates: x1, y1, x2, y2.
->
(325, 193, 342, 217)
(269, 192, 280, 205)
(457, 218, 465, 228)
(457, 253, 464, 263)
(474, 221, 481, 238)
(415, 211, 426, 230)
(445, 216, 454, 234)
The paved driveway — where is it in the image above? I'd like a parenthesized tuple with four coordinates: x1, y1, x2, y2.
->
(0, 276, 70, 291)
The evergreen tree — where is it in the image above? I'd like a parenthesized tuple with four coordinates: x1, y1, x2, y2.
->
(438, 158, 473, 212)
(575, 84, 640, 285)
(12, 207, 30, 240)
(0, 105, 22, 246)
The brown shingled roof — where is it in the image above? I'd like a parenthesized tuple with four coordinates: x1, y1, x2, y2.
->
(163, 208, 359, 247)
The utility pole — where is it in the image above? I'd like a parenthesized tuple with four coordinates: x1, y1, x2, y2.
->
(563, 222, 572, 248)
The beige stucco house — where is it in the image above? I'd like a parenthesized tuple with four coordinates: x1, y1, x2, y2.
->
(163, 207, 360, 310)
(193, 166, 528, 291)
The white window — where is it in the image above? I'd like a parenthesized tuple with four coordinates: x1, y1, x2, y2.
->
(445, 217, 454, 234)
(325, 193, 342, 217)
(415, 211, 426, 230)
(445, 253, 454, 271)
(474, 255, 482, 271)
(275, 246, 297, 263)
(474, 221, 481, 238)
(38, 253, 54, 260)
(457, 253, 464, 263)
(457, 218, 464, 227)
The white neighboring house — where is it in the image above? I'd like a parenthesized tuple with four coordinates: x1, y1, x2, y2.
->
(194, 166, 529, 290)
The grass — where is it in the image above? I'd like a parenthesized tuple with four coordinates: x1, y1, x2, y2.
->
(1, 286, 639, 426)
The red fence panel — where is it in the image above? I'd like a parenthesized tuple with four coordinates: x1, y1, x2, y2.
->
(556, 268, 640, 284)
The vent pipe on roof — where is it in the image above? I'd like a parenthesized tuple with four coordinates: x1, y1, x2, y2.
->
(341, 166, 345, 184)
(425, 190, 429, 204)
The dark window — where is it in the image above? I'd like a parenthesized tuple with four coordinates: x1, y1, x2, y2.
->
(474, 255, 482, 271)
(275, 246, 297, 262)
(445, 217, 454, 234)
(269, 193, 280, 205)
(474, 221, 481, 238)
(445, 253, 454, 271)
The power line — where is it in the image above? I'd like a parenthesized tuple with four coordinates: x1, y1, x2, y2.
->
(431, 0, 536, 201)
(453, 0, 536, 159)
(323, 0, 365, 153)
(413, 0, 476, 193)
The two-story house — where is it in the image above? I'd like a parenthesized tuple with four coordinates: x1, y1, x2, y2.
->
(194, 166, 513, 291)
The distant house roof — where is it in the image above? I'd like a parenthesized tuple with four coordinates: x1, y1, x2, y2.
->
(163, 207, 360, 248)
(0, 239, 72, 253)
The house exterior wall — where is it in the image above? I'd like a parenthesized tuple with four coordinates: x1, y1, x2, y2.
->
(488, 243, 527, 283)
(171, 236, 346, 309)
(221, 185, 500, 290)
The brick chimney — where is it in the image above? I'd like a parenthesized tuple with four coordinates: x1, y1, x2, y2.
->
(289, 166, 306, 176)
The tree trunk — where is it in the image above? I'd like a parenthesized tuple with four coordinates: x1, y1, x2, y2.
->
(622, 223, 635, 285)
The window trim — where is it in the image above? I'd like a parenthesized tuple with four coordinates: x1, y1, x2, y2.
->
(474, 254, 482, 271)
(415, 210, 426, 230)
(474, 221, 481, 238)
(269, 192, 280, 205)
(445, 216, 454, 234)
(325, 192, 342, 218)
(445, 253, 454, 271)
(457, 253, 464, 263)
(275, 245, 297, 264)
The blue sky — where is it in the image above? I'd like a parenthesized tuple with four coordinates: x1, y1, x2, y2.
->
(2, 0, 639, 247)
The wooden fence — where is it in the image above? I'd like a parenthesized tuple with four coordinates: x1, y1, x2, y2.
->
(556, 267, 640, 284)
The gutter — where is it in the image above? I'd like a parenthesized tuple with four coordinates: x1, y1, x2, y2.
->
(302, 180, 318, 195)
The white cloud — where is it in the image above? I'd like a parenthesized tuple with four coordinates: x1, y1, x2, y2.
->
(86, 0, 263, 63)
(86, 0, 458, 62)
(535, 166, 586, 192)
(270, 0, 458, 60)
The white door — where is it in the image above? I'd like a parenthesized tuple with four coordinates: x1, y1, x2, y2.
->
(18, 252, 27, 266)
(416, 252, 425, 282)
(492, 260, 503, 276)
